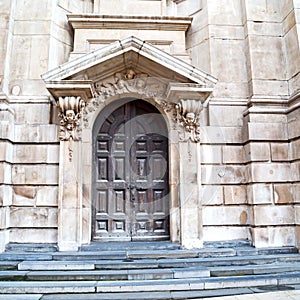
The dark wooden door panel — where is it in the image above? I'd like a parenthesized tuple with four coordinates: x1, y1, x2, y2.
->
(93, 100, 169, 241)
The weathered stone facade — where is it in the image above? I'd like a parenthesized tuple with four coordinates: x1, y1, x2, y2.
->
(0, 0, 299, 252)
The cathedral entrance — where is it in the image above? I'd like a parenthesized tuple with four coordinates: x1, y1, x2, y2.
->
(92, 99, 170, 241)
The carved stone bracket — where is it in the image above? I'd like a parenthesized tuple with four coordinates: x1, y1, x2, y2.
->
(176, 99, 203, 142)
(57, 96, 86, 141)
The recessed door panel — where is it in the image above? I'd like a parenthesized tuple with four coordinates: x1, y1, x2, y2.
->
(93, 100, 169, 241)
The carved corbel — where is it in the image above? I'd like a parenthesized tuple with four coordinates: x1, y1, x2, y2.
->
(176, 99, 203, 142)
(57, 96, 86, 141)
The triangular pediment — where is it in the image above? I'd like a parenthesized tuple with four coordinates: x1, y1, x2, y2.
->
(42, 36, 217, 89)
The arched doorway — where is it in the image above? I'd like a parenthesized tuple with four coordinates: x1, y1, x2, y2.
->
(92, 99, 170, 241)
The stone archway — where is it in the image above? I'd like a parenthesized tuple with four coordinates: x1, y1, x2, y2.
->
(42, 37, 216, 251)
(92, 99, 170, 241)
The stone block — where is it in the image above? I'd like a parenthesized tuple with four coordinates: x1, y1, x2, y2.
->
(46, 144, 59, 164)
(200, 126, 242, 144)
(12, 165, 58, 185)
(14, 20, 51, 35)
(250, 162, 291, 183)
(189, 41, 211, 75)
(12, 103, 50, 125)
(295, 206, 300, 225)
(211, 39, 248, 82)
(291, 161, 300, 181)
(201, 145, 222, 164)
(293, 184, 300, 203)
(203, 226, 250, 242)
(14, 144, 47, 163)
(14, 0, 53, 20)
(290, 138, 300, 160)
(207, 0, 243, 25)
(249, 36, 285, 80)
(249, 114, 287, 123)
(202, 165, 246, 184)
(29, 36, 50, 79)
(223, 145, 245, 163)
(0, 162, 11, 185)
(10, 207, 57, 228)
(203, 206, 249, 226)
(10, 36, 31, 80)
(0, 230, 9, 253)
(223, 185, 247, 205)
(0, 141, 13, 162)
(209, 105, 245, 127)
(250, 79, 289, 96)
(244, 142, 270, 162)
(0, 185, 12, 206)
(244, 0, 281, 22)
(9, 228, 57, 244)
(284, 26, 300, 79)
(13, 186, 37, 206)
(248, 122, 288, 141)
(248, 184, 272, 205)
(253, 205, 294, 226)
(94, 0, 163, 15)
(271, 143, 289, 161)
(252, 226, 296, 248)
(274, 184, 293, 204)
(201, 185, 223, 205)
(36, 187, 58, 206)
(247, 21, 282, 37)
(0, 207, 9, 229)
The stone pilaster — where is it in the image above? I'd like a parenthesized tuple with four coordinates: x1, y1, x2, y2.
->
(56, 96, 85, 251)
(175, 99, 203, 248)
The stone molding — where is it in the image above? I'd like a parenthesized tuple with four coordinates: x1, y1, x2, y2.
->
(68, 15, 192, 31)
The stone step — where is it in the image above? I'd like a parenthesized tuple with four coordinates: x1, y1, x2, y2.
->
(210, 262, 300, 277)
(0, 267, 210, 281)
(80, 241, 181, 251)
(0, 272, 300, 294)
(5, 243, 58, 253)
(0, 261, 19, 270)
(15, 253, 300, 272)
(33, 288, 256, 299)
(18, 261, 96, 271)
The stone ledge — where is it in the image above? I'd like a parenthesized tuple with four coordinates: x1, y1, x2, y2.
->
(68, 15, 193, 31)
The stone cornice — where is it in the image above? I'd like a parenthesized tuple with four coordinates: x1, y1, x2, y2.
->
(44, 80, 96, 102)
(68, 15, 192, 31)
(243, 92, 300, 115)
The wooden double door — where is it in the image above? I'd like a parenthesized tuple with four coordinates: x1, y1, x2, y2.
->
(93, 100, 170, 241)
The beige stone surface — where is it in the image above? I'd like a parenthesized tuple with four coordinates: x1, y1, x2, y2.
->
(252, 226, 296, 248)
(244, 143, 270, 162)
(0, 0, 299, 251)
(274, 184, 293, 204)
(250, 163, 291, 183)
(10, 207, 57, 228)
(223, 185, 247, 205)
(248, 184, 273, 205)
(203, 206, 249, 226)
(201, 185, 223, 205)
(203, 226, 251, 242)
(253, 205, 294, 226)
(9, 228, 57, 243)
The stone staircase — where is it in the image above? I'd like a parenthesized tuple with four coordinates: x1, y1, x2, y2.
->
(1, 242, 300, 299)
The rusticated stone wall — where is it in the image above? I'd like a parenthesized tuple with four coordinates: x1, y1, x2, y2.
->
(0, 0, 299, 251)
